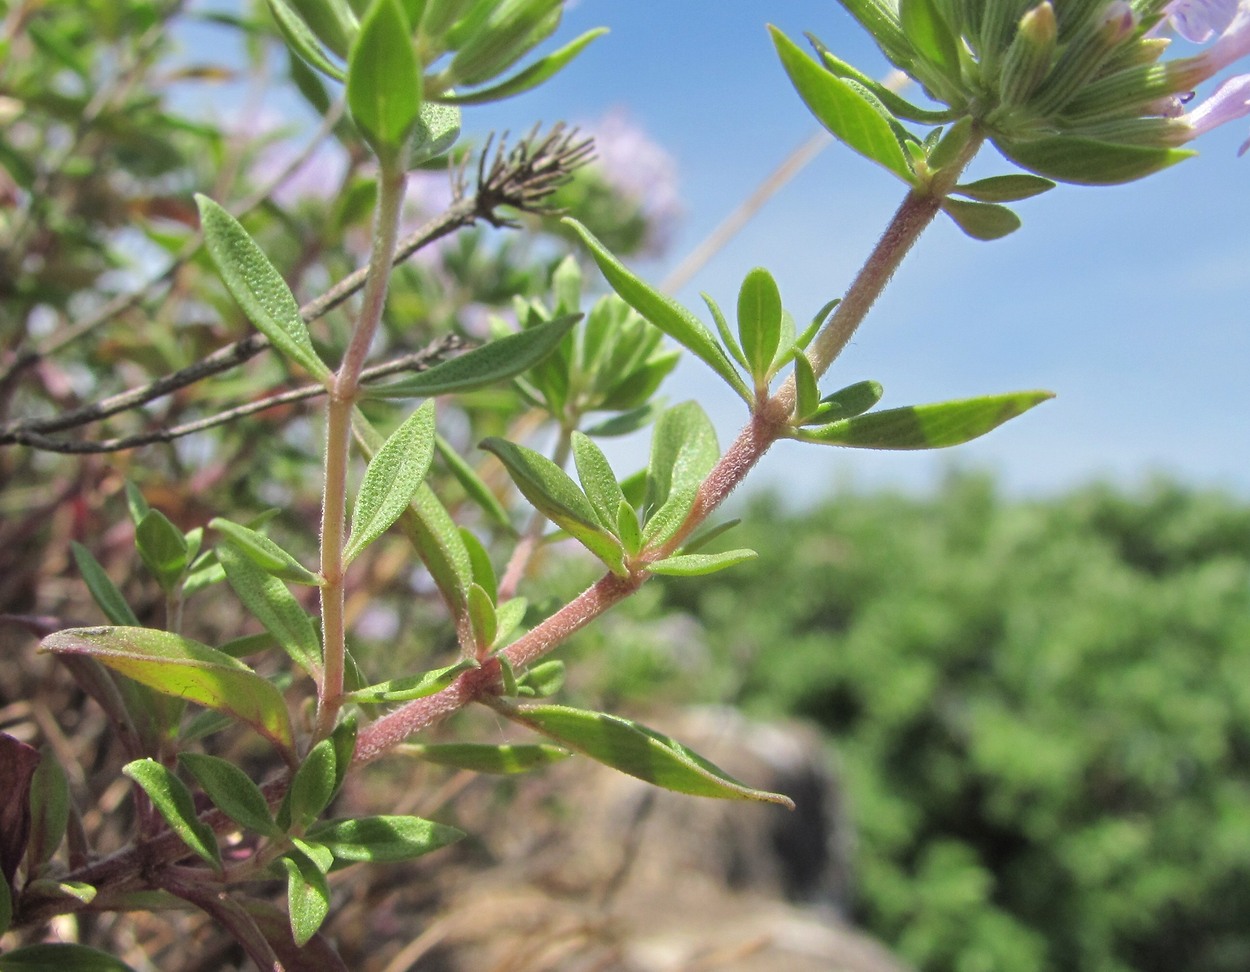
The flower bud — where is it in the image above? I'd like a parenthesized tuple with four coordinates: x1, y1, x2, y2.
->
(1028, 0, 1140, 116)
(1000, 3, 1058, 106)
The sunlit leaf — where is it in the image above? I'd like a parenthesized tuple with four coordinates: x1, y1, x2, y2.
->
(306, 815, 464, 865)
(123, 759, 221, 869)
(646, 549, 758, 577)
(501, 704, 795, 807)
(399, 742, 570, 773)
(196, 195, 331, 381)
(347, 0, 421, 158)
(179, 753, 280, 838)
(345, 399, 436, 563)
(217, 544, 323, 677)
(42, 627, 295, 753)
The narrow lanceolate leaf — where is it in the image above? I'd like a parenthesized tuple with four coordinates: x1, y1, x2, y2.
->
(71, 542, 140, 626)
(210, 518, 321, 585)
(347, 0, 422, 158)
(436, 436, 513, 533)
(518, 660, 565, 698)
(899, 0, 959, 78)
(493, 596, 528, 646)
(952, 174, 1055, 202)
(278, 848, 330, 946)
(465, 582, 497, 651)
(365, 316, 578, 398)
(796, 390, 1054, 449)
(0, 943, 138, 971)
(440, 27, 607, 105)
(344, 399, 436, 564)
(480, 437, 626, 574)
(345, 661, 475, 703)
(571, 432, 625, 531)
(646, 549, 758, 577)
(501, 704, 795, 807)
(267, 0, 347, 81)
(616, 499, 643, 556)
(564, 219, 752, 403)
(178, 753, 280, 838)
(994, 135, 1193, 186)
(801, 379, 884, 426)
(404, 741, 572, 773)
(737, 267, 784, 384)
(42, 627, 295, 753)
(792, 353, 820, 422)
(941, 198, 1021, 241)
(122, 759, 221, 869)
(196, 195, 330, 381)
(356, 407, 474, 613)
(306, 815, 465, 866)
(770, 27, 914, 185)
(703, 293, 748, 371)
(217, 544, 323, 677)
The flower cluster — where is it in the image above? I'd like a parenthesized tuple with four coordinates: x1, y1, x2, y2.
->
(831, 0, 1250, 175)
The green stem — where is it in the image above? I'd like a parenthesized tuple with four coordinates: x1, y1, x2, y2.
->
(316, 163, 408, 741)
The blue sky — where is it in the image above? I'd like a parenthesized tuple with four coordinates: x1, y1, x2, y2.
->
(460, 1, 1250, 501)
(188, 2, 1250, 501)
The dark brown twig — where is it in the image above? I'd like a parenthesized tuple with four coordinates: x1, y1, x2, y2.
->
(0, 125, 593, 453)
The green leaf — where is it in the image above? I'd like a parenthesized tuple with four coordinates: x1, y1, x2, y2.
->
(135, 510, 188, 593)
(27, 750, 70, 872)
(345, 660, 474, 703)
(347, 0, 422, 158)
(493, 597, 528, 646)
(210, 518, 321, 585)
(797, 297, 840, 351)
(287, 0, 359, 58)
(899, 0, 959, 78)
(0, 943, 137, 972)
(952, 174, 1056, 202)
(941, 198, 1022, 241)
(796, 390, 1054, 449)
(178, 753, 280, 838)
(736, 267, 784, 384)
(810, 35, 955, 125)
(792, 352, 820, 422)
(800, 379, 885, 425)
(123, 759, 221, 869)
(517, 660, 565, 698)
(400, 742, 570, 773)
(279, 739, 339, 833)
(994, 135, 1193, 186)
(196, 195, 331, 381)
(926, 115, 973, 172)
(641, 485, 697, 549)
(502, 704, 795, 807)
(345, 399, 436, 563)
(71, 542, 140, 626)
(217, 544, 323, 677)
(367, 315, 578, 398)
(466, 582, 497, 650)
(770, 27, 914, 185)
(0, 874, 9, 938)
(306, 815, 464, 865)
(646, 549, 758, 577)
(460, 528, 498, 601)
(410, 101, 460, 164)
(616, 498, 643, 557)
(329, 715, 358, 796)
(439, 27, 607, 105)
(681, 518, 742, 555)
(436, 436, 514, 533)
(702, 293, 748, 371)
(481, 437, 626, 574)
(446, 0, 561, 87)
(42, 627, 295, 753)
(564, 219, 752, 402)
(267, 0, 347, 81)
(644, 401, 719, 516)
(123, 481, 149, 527)
(278, 847, 330, 946)
(571, 432, 626, 531)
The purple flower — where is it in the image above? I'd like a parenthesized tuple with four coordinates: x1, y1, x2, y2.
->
(1184, 72, 1250, 151)
(1163, 0, 1239, 43)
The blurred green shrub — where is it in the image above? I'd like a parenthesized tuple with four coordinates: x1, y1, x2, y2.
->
(658, 473, 1250, 972)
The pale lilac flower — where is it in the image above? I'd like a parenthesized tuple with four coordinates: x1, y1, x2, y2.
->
(1184, 72, 1250, 151)
(585, 110, 682, 257)
(1162, 0, 1250, 148)
(1163, 0, 1239, 43)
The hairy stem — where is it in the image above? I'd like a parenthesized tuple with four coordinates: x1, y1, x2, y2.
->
(316, 165, 408, 741)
